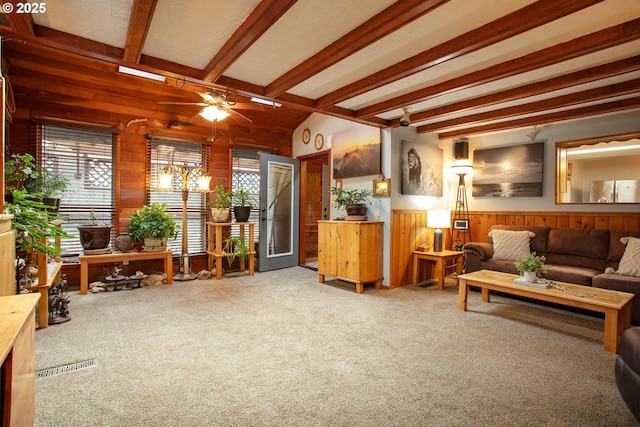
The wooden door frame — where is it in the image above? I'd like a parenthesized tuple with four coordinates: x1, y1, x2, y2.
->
(297, 149, 331, 265)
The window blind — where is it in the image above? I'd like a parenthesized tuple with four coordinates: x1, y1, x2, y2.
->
(149, 139, 208, 254)
(39, 124, 116, 256)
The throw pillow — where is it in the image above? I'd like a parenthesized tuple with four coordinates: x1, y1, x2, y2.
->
(617, 236, 640, 278)
(489, 229, 535, 261)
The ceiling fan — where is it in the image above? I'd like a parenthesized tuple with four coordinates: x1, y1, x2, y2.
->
(158, 89, 263, 123)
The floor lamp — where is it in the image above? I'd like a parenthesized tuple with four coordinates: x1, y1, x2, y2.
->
(451, 160, 473, 251)
(158, 164, 211, 281)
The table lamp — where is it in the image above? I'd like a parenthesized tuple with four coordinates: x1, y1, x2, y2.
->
(427, 210, 451, 252)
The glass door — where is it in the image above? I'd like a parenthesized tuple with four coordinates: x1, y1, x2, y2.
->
(258, 153, 300, 271)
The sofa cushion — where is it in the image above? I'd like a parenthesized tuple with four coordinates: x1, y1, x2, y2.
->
(608, 231, 640, 269)
(618, 237, 640, 278)
(543, 264, 600, 287)
(489, 229, 535, 261)
(488, 225, 550, 254)
(545, 228, 609, 271)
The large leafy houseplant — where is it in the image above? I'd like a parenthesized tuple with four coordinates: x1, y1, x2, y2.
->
(4, 190, 68, 256)
(4, 153, 69, 257)
(128, 203, 179, 242)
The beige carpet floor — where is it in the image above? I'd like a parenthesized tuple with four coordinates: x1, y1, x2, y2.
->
(34, 266, 637, 426)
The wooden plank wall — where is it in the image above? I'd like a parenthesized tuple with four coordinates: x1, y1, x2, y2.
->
(390, 210, 640, 288)
(390, 210, 429, 289)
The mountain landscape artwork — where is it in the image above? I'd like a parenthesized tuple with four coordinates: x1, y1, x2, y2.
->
(332, 126, 381, 179)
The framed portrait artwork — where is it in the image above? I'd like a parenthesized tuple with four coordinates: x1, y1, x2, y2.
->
(373, 179, 391, 197)
(400, 140, 443, 197)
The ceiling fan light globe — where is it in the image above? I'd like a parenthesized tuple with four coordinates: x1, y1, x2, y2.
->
(200, 106, 230, 121)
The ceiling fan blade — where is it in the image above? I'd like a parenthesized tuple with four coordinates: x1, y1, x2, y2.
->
(157, 101, 208, 106)
(232, 102, 264, 111)
(228, 108, 253, 123)
(197, 92, 216, 103)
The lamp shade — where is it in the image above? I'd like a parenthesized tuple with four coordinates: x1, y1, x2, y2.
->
(157, 171, 174, 190)
(196, 174, 212, 192)
(451, 159, 473, 177)
(427, 210, 451, 229)
(199, 105, 230, 121)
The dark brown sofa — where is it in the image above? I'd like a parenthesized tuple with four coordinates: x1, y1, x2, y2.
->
(463, 225, 640, 322)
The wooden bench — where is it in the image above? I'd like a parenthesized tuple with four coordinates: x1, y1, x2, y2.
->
(79, 250, 173, 294)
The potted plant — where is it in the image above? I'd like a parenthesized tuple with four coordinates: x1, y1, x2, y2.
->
(27, 167, 70, 212)
(127, 202, 179, 251)
(4, 189, 69, 258)
(209, 184, 233, 223)
(222, 234, 250, 267)
(4, 154, 70, 260)
(77, 209, 113, 252)
(329, 187, 372, 219)
(514, 252, 546, 282)
(232, 185, 256, 222)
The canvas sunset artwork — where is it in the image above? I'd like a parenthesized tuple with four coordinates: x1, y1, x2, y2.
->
(472, 142, 544, 197)
(332, 126, 381, 179)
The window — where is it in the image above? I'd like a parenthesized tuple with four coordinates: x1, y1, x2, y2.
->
(38, 124, 116, 256)
(149, 139, 209, 254)
(231, 148, 260, 241)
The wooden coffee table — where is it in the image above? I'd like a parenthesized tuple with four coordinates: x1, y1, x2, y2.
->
(457, 270, 634, 353)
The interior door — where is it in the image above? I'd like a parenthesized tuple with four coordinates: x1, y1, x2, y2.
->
(258, 153, 300, 271)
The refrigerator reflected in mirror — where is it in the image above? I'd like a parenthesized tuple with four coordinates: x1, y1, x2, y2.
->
(590, 180, 640, 203)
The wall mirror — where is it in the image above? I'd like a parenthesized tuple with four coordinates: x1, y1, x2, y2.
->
(556, 132, 640, 204)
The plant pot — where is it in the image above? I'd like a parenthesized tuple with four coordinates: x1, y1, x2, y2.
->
(42, 197, 61, 213)
(211, 208, 230, 223)
(233, 206, 251, 222)
(523, 271, 537, 282)
(77, 225, 112, 250)
(346, 204, 367, 216)
(143, 237, 168, 251)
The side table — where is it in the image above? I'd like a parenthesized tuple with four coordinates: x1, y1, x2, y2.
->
(206, 221, 255, 280)
(412, 250, 464, 290)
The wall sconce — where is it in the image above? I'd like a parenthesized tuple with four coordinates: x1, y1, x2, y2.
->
(427, 209, 451, 252)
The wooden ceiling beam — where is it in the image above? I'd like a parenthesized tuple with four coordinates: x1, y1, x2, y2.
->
(123, 0, 158, 64)
(359, 17, 640, 119)
(315, 0, 603, 109)
(264, 0, 449, 98)
(434, 97, 640, 139)
(418, 78, 640, 133)
(202, 0, 297, 83)
(397, 56, 640, 127)
(1, 1, 35, 36)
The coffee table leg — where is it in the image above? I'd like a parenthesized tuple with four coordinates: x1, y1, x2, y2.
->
(457, 279, 468, 311)
(604, 303, 631, 354)
(481, 287, 490, 303)
(603, 308, 619, 353)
